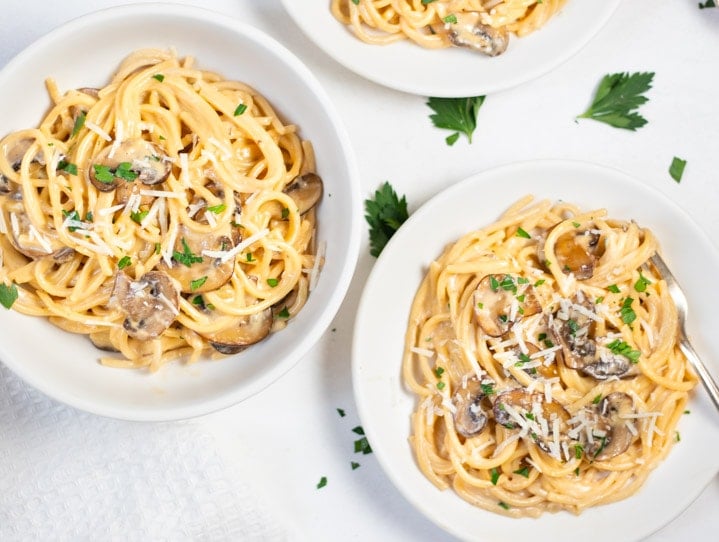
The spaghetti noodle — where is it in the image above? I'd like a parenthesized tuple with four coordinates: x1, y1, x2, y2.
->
(402, 196, 695, 516)
(0, 49, 324, 371)
(331, 0, 567, 56)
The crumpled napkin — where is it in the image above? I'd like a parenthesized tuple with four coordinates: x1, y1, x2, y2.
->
(0, 363, 287, 542)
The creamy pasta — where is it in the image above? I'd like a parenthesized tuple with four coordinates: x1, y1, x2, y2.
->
(402, 196, 695, 516)
(0, 49, 324, 371)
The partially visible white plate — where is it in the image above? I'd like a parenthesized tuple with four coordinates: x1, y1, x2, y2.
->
(281, 0, 621, 96)
(352, 160, 719, 541)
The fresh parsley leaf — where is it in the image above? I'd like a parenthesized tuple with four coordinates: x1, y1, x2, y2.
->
(71, 111, 86, 137)
(0, 282, 19, 309)
(442, 14, 458, 24)
(234, 103, 247, 116)
(513, 466, 530, 478)
(634, 272, 652, 292)
(190, 276, 208, 291)
(516, 227, 531, 239)
(152, 73, 165, 82)
(427, 95, 485, 144)
(277, 306, 290, 319)
(364, 181, 409, 257)
(207, 203, 226, 214)
(620, 297, 637, 325)
(352, 426, 365, 435)
(606, 339, 641, 363)
(422, 0, 437, 3)
(130, 210, 149, 224)
(577, 72, 654, 130)
(669, 156, 687, 183)
(316, 476, 327, 489)
(337, 408, 346, 417)
(93, 164, 115, 183)
(490, 467, 500, 485)
(351, 461, 361, 470)
(57, 160, 78, 175)
(607, 284, 620, 293)
(699, 0, 716, 7)
(266, 278, 279, 287)
(172, 238, 203, 267)
(115, 162, 138, 181)
(117, 256, 132, 269)
(498, 501, 510, 510)
(354, 436, 373, 454)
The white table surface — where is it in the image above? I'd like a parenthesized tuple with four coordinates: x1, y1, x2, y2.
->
(2, 1, 718, 540)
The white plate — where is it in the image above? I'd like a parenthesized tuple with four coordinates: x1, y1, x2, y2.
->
(0, 4, 361, 421)
(281, 0, 621, 97)
(352, 160, 719, 541)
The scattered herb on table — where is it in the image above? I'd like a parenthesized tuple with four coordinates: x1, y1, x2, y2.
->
(364, 181, 409, 257)
(669, 156, 687, 183)
(699, 0, 716, 8)
(316, 476, 327, 489)
(427, 95, 485, 145)
(577, 72, 654, 130)
(351, 461, 360, 470)
(337, 408, 346, 418)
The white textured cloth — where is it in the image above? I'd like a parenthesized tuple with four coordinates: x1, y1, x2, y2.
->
(0, 363, 287, 542)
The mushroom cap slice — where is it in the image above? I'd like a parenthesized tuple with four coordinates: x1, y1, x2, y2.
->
(452, 375, 490, 437)
(160, 224, 235, 294)
(88, 139, 170, 192)
(441, 11, 509, 56)
(551, 298, 598, 370)
(284, 173, 323, 215)
(554, 229, 602, 280)
(473, 274, 541, 337)
(202, 308, 273, 355)
(581, 349, 634, 380)
(588, 392, 635, 461)
(3, 197, 66, 260)
(112, 270, 179, 341)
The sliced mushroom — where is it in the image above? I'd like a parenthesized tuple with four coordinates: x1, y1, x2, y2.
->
(492, 389, 571, 456)
(3, 197, 67, 260)
(284, 173, 323, 215)
(440, 12, 509, 57)
(582, 349, 635, 380)
(473, 274, 541, 337)
(586, 392, 635, 461)
(88, 138, 170, 192)
(551, 297, 598, 370)
(77, 87, 100, 98)
(112, 270, 179, 341)
(201, 307, 273, 354)
(0, 139, 44, 193)
(452, 375, 490, 437)
(554, 229, 602, 280)
(159, 224, 235, 293)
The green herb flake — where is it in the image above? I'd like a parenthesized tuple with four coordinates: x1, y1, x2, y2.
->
(57, 160, 78, 175)
(0, 282, 19, 309)
(154, 242, 162, 255)
(117, 256, 132, 269)
(607, 284, 620, 293)
(190, 276, 208, 291)
(606, 339, 641, 363)
(61, 209, 81, 231)
(172, 238, 203, 267)
(152, 73, 165, 82)
(684, 410, 691, 415)
(675, 431, 681, 442)
(191, 295, 204, 306)
(513, 466, 530, 478)
(434, 366, 445, 378)
(421, 0, 437, 4)
(498, 501, 510, 510)
(207, 203, 226, 214)
(592, 394, 602, 404)
(71, 111, 86, 137)
(572, 221, 581, 228)
(669, 156, 687, 183)
(267, 278, 279, 288)
(445, 132, 460, 146)
(517, 277, 529, 284)
(620, 297, 637, 325)
(115, 162, 138, 182)
(427, 95, 485, 145)
(437, 381, 446, 390)
(354, 436, 373, 455)
(337, 408, 346, 417)
(634, 272, 652, 293)
(489, 275, 500, 291)
(352, 426, 365, 436)
(351, 461, 361, 470)
(699, 1, 716, 8)
(246, 253, 255, 262)
(234, 103, 248, 116)
(130, 210, 149, 224)
(534, 279, 545, 287)
(316, 476, 327, 489)
(595, 296, 605, 304)
(516, 227, 531, 239)
(490, 468, 500, 485)
(277, 306, 290, 319)
(281, 207, 290, 219)
(577, 72, 654, 130)
(85, 211, 93, 222)
(480, 383, 495, 395)
(574, 444, 584, 459)
(92, 164, 115, 184)
(442, 13, 458, 24)
(574, 467, 581, 476)
(364, 181, 409, 257)
(477, 301, 484, 309)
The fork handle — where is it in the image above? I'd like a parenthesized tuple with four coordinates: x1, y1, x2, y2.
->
(680, 337, 719, 412)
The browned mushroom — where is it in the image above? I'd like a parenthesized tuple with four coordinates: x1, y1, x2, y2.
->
(284, 173, 323, 215)
(201, 308, 273, 354)
(438, 12, 509, 56)
(159, 224, 235, 294)
(585, 392, 635, 460)
(473, 274, 541, 337)
(3, 197, 69, 260)
(0, 138, 45, 193)
(112, 270, 179, 340)
(88, 138, 170, 192)
(452, 375, 491, 437)
(554, 229, 602, 280)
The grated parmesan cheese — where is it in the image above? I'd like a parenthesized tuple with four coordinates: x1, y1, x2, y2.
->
(85, 120, 112, 141)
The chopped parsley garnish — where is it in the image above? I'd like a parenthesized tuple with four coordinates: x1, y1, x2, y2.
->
(517, 353, 532, 364)
(154, 242, 162, 255)
(524, 412, 535, 421)
(595, 296, 605, 304)
(592, 394, 602, 404)
(684, 410, 691, 415)
(152, 74, 165, 82)
(606, 339, 641, 363)
(352, 426, 365, 435)
(634, 272, 652, 292)
(574, 444, 584, 459)
(337, 408, 346, 417)
(498, 314, 508, 323)
(316, 476, 327, 489)
(246, 253, 255, 262)
(57, 160, 78, 175)
(71, 111, 86, 137)
(115, 162, 138, 181)
(234, 103, 248, 116)
(517, 277, 529, 284)
(277, 306, 290, 319)
(191, 295, 204, 306)
(207, 203, 226, 214)
(85, 212, 93, 222)
(572, 221, 581, 228)
(351, 461, 360, 470)
(567, 319, 580, 336)
(434, 366, 445, 378)
(172, 238, 203, 267)
(516, 294, 525, 302)
(499, 275, 517, 293)
(489, 275, 500, 291)
(427, 95, 485, 145)
(281, 207, 290, 219)
(669, 156, 687, 183)
(351, 0, 359, 4)
(534, 279, 545, 287)
(190, 276, 208, 291)
(498, 501, 510, 510)
(437, 381, 446, 390)
(477, 301, 484, 309)
(513, 466, 530, 478)
(490, 468, 500, 485)
(421, 0, 437, 4)
(364, 181, 409, 257)
(130, 210, 149, 224)
(592, 435, 608, 458)
(61, 209, 81, 231)
(620, 297, 637, 324)
(607, 284, 620, 293)
(117, 256, 132, 269)
(354, 436, 373, 455)
(577, 72, 654, 130)
(442, 13, 458, 24)
(574, 467, 581, 476)
(675, 431, 681, 442)
(699, 0, 716, 8)
(516, 227, 531, 239)
(0, 282, 19, 309)
(266, 278, 279, 288)
(480, 383, 495, 395)
(93, 164, 115, 184)
(543, 338, 554, 348)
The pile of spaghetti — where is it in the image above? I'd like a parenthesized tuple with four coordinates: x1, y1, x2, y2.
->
(402, 196, 695, 516)
(331, 0, 566, 56)
(0, 49, 324, 371)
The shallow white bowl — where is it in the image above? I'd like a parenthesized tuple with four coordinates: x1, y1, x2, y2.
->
(0, 4, 361, 421)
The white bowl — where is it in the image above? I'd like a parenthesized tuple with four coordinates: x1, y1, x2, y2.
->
(0, 4, 361, 421)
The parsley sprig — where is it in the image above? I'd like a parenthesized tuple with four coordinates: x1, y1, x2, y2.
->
(364, 181, 409, 257)
(172, 238, 203, 267)
(427, 95, 485, 145)
(577, 72, 654, 130)
(0, 282, 19, 309)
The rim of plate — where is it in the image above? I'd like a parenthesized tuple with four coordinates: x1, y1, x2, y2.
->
(0, 3, 362, 421)
(281, 0, 622, 97)
(351, 159, 719, 541)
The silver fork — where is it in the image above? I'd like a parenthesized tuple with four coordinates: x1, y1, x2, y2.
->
(649, 252, 719, 411)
